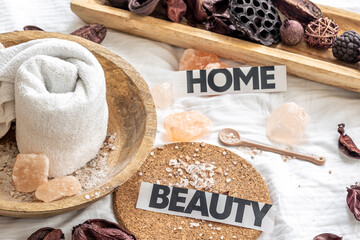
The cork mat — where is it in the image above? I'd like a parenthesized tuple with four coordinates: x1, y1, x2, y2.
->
(114, 142, 270, 240)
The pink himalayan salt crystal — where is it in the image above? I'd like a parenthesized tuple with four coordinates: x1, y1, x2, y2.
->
(150, 82, 174, 109)
(267, 102, 310, 145)
(12, 153, 49, 192)
(35, 176, 81, 202)
(179, 49, 228, 71)
(164, 111, 212, 141)
(205, 62, 228, 70)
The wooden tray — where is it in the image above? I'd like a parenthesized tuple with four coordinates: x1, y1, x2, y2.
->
(0, 31, 156, 218)
(71, 0, 360, 92)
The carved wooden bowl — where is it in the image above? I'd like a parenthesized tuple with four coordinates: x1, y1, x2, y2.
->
(0, 31, 156, 218)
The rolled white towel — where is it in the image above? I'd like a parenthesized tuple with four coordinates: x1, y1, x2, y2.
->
(0, 39, 108, 177)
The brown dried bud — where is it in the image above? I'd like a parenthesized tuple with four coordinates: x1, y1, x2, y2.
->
(313, 233, 343, 240)
(162, 0, 187, 23)
(337, 123, 360, 159)
(347, 183, 360, 221)
(108, 0, 129, 9)
(23, 25, 44, 31)
(128, 0, 160, 16)
(27, 227, 64, 240)
(71, 24, 107, 44)
(72, 219, 136, 240)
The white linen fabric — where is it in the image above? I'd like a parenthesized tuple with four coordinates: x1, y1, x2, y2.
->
(0, 38, 108, 177)
(0, 0, 359, 239)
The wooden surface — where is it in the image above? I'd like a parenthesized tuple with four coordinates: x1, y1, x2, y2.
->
(114, 142, 270, 239)
(71, 0, 360, 92)
(0, 31, 156, 218)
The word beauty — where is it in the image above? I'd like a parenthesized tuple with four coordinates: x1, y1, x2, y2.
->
(172, 65, 287, 97)
(136, 182, 276, 233)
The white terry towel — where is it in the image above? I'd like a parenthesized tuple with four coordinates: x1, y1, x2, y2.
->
(0, 39, 108, 177)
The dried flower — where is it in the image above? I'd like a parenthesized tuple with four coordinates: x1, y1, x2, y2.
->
(347, 183, 360, 221)
(313, 233, 342, 240)
(337, 123, 360, 159)
(72, 219, 136, 240)
(128, 0, 160, 15)
(27, 227, 64, 240)
(162, 0, 187, 23)
(23, 25, 44, 31)
(71, 24, 107, 44)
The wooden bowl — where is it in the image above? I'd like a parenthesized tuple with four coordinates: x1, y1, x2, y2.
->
(0, 31, 156, 218)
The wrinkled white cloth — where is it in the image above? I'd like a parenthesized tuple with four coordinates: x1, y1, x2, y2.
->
(0, 38, 108, 177)
(0, 0, 359, 239)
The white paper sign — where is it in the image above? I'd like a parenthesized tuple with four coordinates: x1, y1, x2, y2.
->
(171, 65, 287, 97)
(136, 182, 276, 233)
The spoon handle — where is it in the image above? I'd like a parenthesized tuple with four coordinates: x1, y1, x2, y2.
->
(240, 140, 326, 165)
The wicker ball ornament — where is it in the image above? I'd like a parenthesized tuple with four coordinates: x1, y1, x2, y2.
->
(304, 17, 339, 49)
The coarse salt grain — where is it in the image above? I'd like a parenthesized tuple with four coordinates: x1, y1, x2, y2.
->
(226, 178, 231, 183)
(222, 151, 227, 155)
(216, 227, 221, 230)
(150, 151, 154, 156)
(175, 146, 179, 149)
(85, 195, 90, 199)
(138, 172, 143, 176)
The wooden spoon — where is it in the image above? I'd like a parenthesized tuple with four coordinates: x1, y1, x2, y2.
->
(218, 128, 326, 165)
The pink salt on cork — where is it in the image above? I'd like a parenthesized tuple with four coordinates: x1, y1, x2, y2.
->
(151, 82, 174, 110)
(164, 111, 212, 141)
(35, 176, 81, 202)
(179, 49, 227, 71)
(12, 153, 49, 192)
(267, 102, 310, 145)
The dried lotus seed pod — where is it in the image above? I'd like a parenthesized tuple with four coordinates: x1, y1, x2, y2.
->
(229, 0, 282, 46)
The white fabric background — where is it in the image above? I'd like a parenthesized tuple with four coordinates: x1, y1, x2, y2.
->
(0, 0, 360, 239)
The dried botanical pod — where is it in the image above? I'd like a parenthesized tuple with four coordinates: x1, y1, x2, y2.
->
(203, 0, 237, 35)
(229, 0, 282, 46)
(108, 0, 129, 9)
(72, 219, 136, 240)
(337, 123, 360, 159)
(71, 24, 107, 44)
(347, 183, 360, 221)
(162, 0, 187, 23)
(128, 0, 160, 15)
(313, 233, 343, 240)
(23, 25, 44, 31)
(27, 227, 64, 240)
(184, 0, 208, 26)
(304, 17, 339, 49)
(272, 0, 323, 27)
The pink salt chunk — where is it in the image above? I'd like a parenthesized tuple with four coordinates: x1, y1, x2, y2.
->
(35, 176, 81, 202)
(267, 102, 310, 145)
(12, 153, 49, 192)
(151, 82, 174, 110)
(164, 111, 212, 141)
(204, 62, 228, 70)
(179, 49, 220, 71)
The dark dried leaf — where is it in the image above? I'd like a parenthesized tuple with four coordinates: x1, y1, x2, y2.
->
(203, 0, 229, 17)
(162, 0, 187, 23)
(72, 219, 136, 240)
(23, 25, 44, 31)
(205, 16, 237, 35)
(27, 227, 64, 240)
(184, 0, 207, 26)
(337, 123, 360, 159)
(71, 24, 107, 44)
(128, 0, 160, 15)
(347, 183, 360, 221)
(313, 233, 343, 240)
(108, 0, 129, 9)
(272, 0, 323, 27)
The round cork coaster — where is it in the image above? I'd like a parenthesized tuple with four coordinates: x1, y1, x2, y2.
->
(113, 142, 270, 240)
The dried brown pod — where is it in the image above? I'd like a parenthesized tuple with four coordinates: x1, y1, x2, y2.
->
(162, 0, 187, 23)
(347, 183, 360, 221)
(184, 0, 208, 26)
(23, 25, 44, 31)
(203, 0, 237, 35)
(272, 0, 323, 27)
(72, 219, 136, 240)
(337, 123, 360, 159)
(27, 227, 64, 240)
(128, 0, 160, 15)
(108, 0, 129, 9)
(71, 24, 107, 44)
(313, 233, 343, 240)
(229, 0, 282, 46)
(304, 17, 339, 49)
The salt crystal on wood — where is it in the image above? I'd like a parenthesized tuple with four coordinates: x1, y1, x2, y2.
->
(35, 176, 81, 202)
(179, 49, 225, 71)
(164, 111, 212, 141)
(266, 102, 310, 144)
(12, 153, 49, 192)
